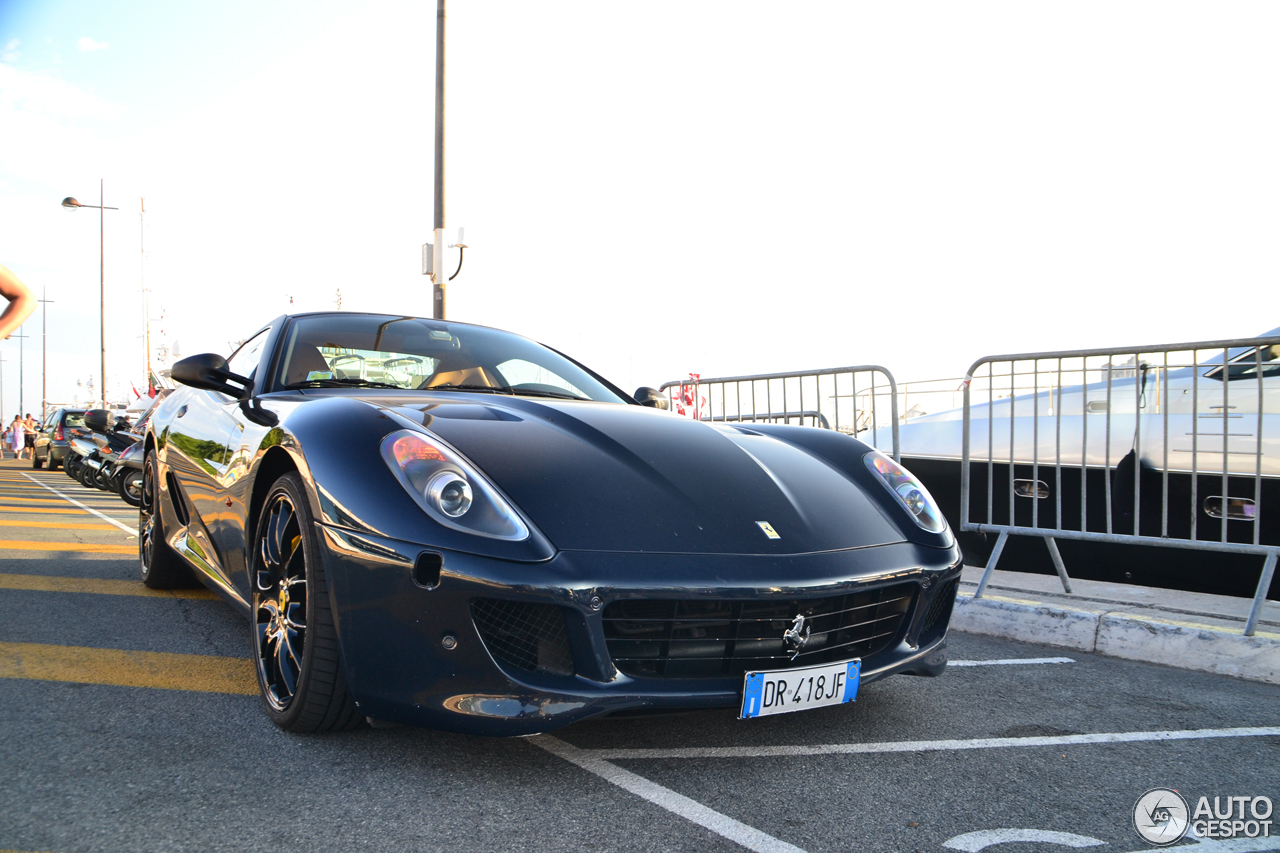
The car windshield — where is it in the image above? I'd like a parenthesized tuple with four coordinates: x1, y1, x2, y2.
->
(272, 314, 627, 403)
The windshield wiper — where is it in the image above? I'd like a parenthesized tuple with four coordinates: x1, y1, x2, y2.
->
(503, 388, 587, 401)
(425, 383, 513, 395)
(286, 378, 403, 390)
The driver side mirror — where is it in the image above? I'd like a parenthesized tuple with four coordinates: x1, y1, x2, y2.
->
(633, 387, 670, 410)
(172, 353, 252, 400)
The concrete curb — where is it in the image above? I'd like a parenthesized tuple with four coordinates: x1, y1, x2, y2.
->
(952, 591, 1280, 685)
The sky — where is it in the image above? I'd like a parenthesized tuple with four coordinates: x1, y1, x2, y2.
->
(0, 0, 1277, 416)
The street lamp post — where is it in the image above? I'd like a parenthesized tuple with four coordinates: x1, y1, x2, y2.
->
(61, 180, 117, 409)
(38, 289, 53, 418)
(12, 332, 28, 414)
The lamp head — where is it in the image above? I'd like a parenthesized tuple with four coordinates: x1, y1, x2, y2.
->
(61, 197, 82, 208)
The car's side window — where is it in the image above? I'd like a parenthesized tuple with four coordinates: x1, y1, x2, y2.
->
(227, 329, 271, 382)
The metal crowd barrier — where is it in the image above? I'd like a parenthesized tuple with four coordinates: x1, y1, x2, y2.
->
(659, 366, 900, 461)
(960, 335, 1280, 636)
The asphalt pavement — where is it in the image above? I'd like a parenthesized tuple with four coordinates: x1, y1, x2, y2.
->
(1, 456, 1277, 853)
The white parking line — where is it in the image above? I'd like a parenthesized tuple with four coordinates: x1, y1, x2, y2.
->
(20, 473, 137, 535)
(950, 657, 1075, 667)
(535, 736, 806, 853)
(944, 828, 1104, 850)
(585, 726, 1280, 761)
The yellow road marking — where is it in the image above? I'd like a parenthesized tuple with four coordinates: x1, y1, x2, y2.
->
(0, 573, 217, 600)
(0, 641, 256, 694)
(0, 505, 130, 516)
(0, 539, 134, 554)
(0, 519, 117, 530)
(0, 496, 85, 505)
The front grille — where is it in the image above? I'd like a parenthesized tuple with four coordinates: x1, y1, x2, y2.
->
(470, 598, 575, 676)
(920, 578, 959, 641)
(603, 583, 915, 679)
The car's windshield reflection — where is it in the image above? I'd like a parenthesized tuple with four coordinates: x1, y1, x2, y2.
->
(272, 314, 622, 402)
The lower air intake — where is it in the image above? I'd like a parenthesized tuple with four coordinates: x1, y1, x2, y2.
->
(470, 598, 575, 676)
(920, 578, 958, 642)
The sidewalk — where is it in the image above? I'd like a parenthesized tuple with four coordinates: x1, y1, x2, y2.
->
(952, 565, 1280, 685)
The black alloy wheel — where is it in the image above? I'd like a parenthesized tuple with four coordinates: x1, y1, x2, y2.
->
(251, 473, 361, 732)
(139, 449, 194, 589)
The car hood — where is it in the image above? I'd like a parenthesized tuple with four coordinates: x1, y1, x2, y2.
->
(384, 397, 905, 555)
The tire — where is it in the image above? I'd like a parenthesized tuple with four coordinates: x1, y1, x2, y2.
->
(252, 473, 361, 733)
(78, 460, 96, 489)
(118, 469, 143, 507)
(139, 449, 195, 589)
(32, 455, 43, 469)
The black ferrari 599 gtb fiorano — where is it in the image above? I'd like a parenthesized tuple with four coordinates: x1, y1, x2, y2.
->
(142, 312, 962, 734)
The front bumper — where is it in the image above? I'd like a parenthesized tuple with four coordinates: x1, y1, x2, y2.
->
(318, 524, 962, 736)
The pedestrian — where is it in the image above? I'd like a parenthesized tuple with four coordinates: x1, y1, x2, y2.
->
(0, 263, 36, 341)
(8, 416, 24, 460)
(22, 413, 37, 460)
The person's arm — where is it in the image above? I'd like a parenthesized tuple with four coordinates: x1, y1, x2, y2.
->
(0, 263, 37, 340)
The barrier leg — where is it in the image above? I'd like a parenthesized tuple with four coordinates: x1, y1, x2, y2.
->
(1044, 536, 1073, 595)
(973, 530, 1008, 600)
(1244, 551, 1277, 637)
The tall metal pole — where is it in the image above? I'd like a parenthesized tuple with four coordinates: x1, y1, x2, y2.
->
(38, 288, 52, 417)
(99, 178, 106, 408)
(141, 198, 151, 395)
(13, 327, 31, 414)
(431, 0, 447, 320)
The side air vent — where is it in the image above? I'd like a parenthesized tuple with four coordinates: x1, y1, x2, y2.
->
(166, 473, 190, 526)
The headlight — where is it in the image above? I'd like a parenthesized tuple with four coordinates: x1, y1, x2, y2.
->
(863, 450, 947, 534)
(381, 429, 529, 540)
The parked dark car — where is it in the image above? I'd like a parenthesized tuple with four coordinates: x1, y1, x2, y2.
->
(143, 312, 962, 735)
(34, 408, 87, 470)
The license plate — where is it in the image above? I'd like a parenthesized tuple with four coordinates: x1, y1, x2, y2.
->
(740, 658, 861, 719)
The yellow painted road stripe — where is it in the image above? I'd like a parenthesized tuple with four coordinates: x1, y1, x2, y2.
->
(0, 641, 256, 694)
(0, 573, 217, 600)
(0, 496, 88, 505)
(0, 539, 134, 554)
(0, 505, 129, 516)
(0, 519, 117, 530)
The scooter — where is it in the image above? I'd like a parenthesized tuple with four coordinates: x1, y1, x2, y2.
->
(113, 440, 144, 507)
(66, 435, 99, 487)
(78, 411, 137, 494)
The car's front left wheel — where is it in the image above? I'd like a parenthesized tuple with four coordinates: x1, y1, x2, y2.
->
(252, 473, 362, 733)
